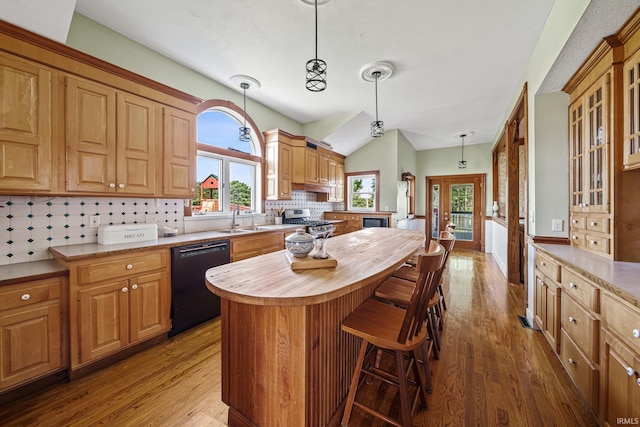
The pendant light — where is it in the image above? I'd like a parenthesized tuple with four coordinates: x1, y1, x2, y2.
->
(305, 0, 327, 91)
(370, 71, 384, 137)
(360, 61, 394, 138)
(230, 75, 261, 143)
(239, 82, 250, 142)
(454, 131, 474, 169)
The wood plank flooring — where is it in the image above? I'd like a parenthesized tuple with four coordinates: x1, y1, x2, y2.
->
(0, 250, 599, 427)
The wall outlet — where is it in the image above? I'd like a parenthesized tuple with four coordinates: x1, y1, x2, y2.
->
(552, 219, 563, 232)
(89, 215, 100, 228)
(145, 214, 158, 224)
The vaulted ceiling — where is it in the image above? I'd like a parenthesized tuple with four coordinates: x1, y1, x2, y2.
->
(1, 1, 638, 155)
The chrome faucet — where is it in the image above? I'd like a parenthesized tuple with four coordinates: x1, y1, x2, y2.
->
(231, 204, 240, 230)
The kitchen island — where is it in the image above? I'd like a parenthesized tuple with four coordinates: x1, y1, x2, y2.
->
(205, 227, 424, 427)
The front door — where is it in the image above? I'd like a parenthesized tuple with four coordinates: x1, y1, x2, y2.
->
(427, 174, 485, 251)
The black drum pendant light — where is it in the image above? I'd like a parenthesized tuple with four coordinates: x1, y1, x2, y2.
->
(239, 82, 250, 142)
(360, 61, 394, 138)
(305, 0, 327, 91)
(370, 71, 384, 138)
(454, 131, 474, 169)
(230, 75, 260, 144)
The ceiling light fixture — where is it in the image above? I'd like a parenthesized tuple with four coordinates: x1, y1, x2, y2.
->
(454, 131, 474, 169)
(305, 0, 327, 92)
(360, 61, 394, 138)
(230, 75, 261, 143)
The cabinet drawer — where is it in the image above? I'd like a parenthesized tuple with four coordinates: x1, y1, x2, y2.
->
(77, 251, 167, 285)
(324, 213, 344, 221)
(586, 216, 610, 234)
(560, 329, 599, 410)
(570, 231, 586, 248)
(0, 277, 61, 311)
(570, 215, 586, 230)
(602, 293, 640, 355)
(561, 294, 599, 362)
(562, 268, 599, 312)
(585, 234, 610, 255)
(232, 233, 284, 255)
(534, 251, 561, 283)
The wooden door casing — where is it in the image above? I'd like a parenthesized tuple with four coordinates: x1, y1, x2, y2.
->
(426, 174, 485, 251)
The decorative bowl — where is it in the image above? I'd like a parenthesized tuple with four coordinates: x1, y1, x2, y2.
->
(285, 229, 315, 258)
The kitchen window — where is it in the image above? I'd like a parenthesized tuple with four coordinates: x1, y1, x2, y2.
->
(194, 102, 263, 214)
(346, 171, 379, 211)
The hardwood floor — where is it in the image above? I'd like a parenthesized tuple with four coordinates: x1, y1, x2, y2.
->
(0, 250, 599, 427)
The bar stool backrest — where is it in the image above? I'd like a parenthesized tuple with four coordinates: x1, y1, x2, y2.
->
(397, 242, 445, 344)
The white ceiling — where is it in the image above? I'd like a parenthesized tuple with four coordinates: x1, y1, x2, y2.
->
(1, 1, 638, 156)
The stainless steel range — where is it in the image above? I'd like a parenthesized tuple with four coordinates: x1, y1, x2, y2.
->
(282, 208, 334, 235)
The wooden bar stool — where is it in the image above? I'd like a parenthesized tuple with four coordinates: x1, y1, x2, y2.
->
(376, 234, 455, 357)
(341, 244, 445, 427)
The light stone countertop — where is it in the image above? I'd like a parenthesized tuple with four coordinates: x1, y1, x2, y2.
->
(535, 243, 640, 309)
(0, 260, 69, 287)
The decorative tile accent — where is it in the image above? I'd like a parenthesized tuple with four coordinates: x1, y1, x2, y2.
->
(0, 196, 186, 266)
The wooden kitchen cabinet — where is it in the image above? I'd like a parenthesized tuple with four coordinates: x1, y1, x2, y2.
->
(0, 52, 55, 193)
(0, 276, 66, 391)
(534, 251, 561, 353)
(327, 153, 345, 202)
(65, 249, 170, 369)
(230, 231, 286, 262)
(263, 129, 292, 200)
(324, 212, 362, 234)
(65, 75, 160, 195)
(163, 106, 196, 197)
(601, 292, 640, 426)
(304, 142, 330, 185)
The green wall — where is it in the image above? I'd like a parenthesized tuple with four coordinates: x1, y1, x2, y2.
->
(67, 13, 302, 137)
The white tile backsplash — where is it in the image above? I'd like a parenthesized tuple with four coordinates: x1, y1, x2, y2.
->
(0, 196, 186, 266)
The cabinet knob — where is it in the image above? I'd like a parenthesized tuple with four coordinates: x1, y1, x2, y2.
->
(590, 240, 597, 245)
(109, 183, 116, 188)
(118, 183, 125, 189)
(572, 219, 578, 224)
(590, 221, 596, 226)
(568, 316, 575, 323)
(131, 284, 138, 290)
(190, 188, 195, 192)
(633, 329, 640, 339)
(541, 261, 546, 266)
(569, 282, 576, 289)
(626, 367, 635, 377)
(572, 235, 578, 240)
(122, 287, 128, 293)
(21, 294, 31, 301)
(126, 264, 133, 270)
(568, 358, 575, 365)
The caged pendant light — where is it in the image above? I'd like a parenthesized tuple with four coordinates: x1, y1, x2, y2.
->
(230, 75, 260, 143)
(305, 0, 327, 91)
(360, 61, 394, 138)
(454, 131, 474, 168)
(239, 82, 250, 142)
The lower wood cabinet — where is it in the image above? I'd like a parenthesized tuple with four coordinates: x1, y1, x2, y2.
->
(0, 276, 66, 391)
(231, 231, 286, 262)
(62, 249, 170, 370)
(534, 272, 561, 353)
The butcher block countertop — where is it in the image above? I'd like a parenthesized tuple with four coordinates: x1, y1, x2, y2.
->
(205, 227, 425, 306)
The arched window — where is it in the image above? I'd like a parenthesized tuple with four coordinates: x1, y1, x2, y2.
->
(194, 100, 264, 214)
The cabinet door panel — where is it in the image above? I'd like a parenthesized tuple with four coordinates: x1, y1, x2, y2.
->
(78, 281, 128, 363)
(129, 272, 170, 342)
(163, 107, 195, 197)
(601, 331, 640, 426)
(0, 304, 61, 389)
(0, 52, 52, 191)
(117, 93, 159, 195)
(65, 76, 117, 192)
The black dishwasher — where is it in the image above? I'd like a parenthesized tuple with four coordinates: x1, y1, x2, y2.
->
(169, 239, 230, 337)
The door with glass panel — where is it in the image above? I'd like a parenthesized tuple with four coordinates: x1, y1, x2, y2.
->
(427, 174, 484, 251)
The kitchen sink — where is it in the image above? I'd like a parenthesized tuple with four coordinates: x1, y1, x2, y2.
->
(217, 229, 252, 234)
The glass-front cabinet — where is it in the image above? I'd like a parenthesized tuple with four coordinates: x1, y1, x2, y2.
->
(624, 49, 640, 170)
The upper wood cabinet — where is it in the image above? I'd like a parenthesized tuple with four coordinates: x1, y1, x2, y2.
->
(263, 129, 292, 200)
(163, 106, 196, 197)
(623, 49, 640, 170)
(65, 76, 161, 196)
(0, 52, 54, 193)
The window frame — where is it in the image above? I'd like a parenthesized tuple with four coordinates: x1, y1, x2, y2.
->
(194, 99, 265, 215)
(345, 170, 380, 211)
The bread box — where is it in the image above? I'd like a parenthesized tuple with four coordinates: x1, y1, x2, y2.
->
(98, 224, 158, 245)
